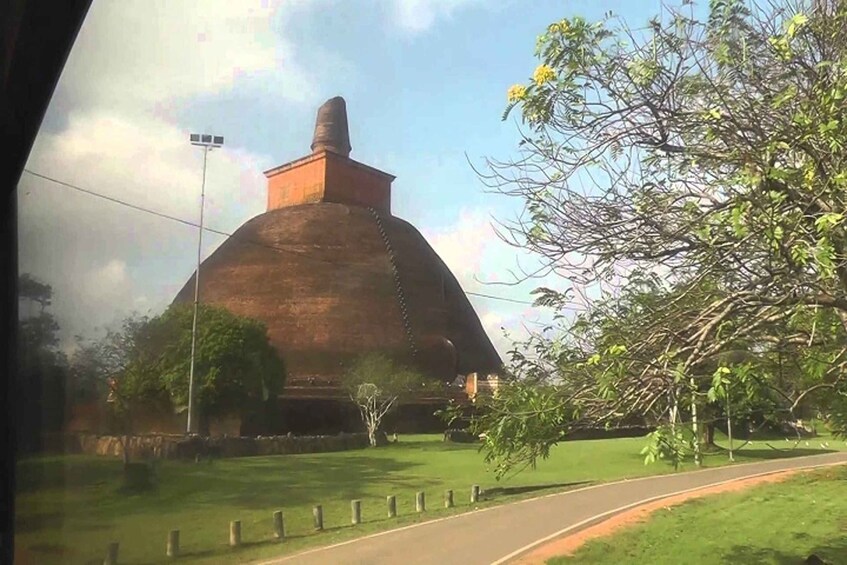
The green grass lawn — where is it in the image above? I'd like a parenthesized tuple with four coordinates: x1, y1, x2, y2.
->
(15, 432, 846, 565)
(549, 464, 847, 565)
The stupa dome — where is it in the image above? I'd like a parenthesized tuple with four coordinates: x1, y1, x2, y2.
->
(174, 96, 501, 417)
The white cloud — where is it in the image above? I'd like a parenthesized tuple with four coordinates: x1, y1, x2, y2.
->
(478, 310, 512, 357)
(477, 304, 556, 361)
(77, 260, 141, 320)
(425, 208, 495, 294)
(18, 0, 323, 343)
(480, 310, 502, 329)
(424, 207, 559, 297)
(30, 109, 269, 224)
(423, 208, 557, 358)
(390, 0, 479, 34)
(19, 107, 271, 344)
(59, 0, 316, 111)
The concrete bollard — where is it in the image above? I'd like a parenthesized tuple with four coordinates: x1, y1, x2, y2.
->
(313, 505, 324, 531)
(471, 484, 480, 504)
(167, 530, 179, 558)
(104, 541, 119, 565)
(229, 520, 241, 547)
(351, 499, 362, 525)
(387, 495, 397, 518)
(273, 510, 285, 540)
(445, 489, 454, 508)
(416, 491, 426, 513)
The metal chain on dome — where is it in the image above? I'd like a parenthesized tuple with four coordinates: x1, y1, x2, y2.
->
(367, 206, 418, 357)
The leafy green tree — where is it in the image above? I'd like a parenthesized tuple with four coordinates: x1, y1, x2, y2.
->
(77, 304, 285, 437)
(69, 314, 151, 404)
(471, 0, 847, 475)
(18, 273, 61, 354)
(17, 273, 67, 452)
(448, 379, 580, 478)
(343, 353, 430, 447)
(150, 304, 285, 433)
(463, 269, 844, 476)
(489, 0, 847, 373)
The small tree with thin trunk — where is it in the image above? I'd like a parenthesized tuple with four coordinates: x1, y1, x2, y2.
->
(343, 353, 429, 447)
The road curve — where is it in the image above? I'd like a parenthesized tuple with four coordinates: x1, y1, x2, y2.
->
(259, 451, 847, 565)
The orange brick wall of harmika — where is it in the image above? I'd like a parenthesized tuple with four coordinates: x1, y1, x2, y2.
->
(265, 150, 393, 214)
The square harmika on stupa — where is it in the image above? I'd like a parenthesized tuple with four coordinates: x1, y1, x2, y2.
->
(174, 96, 502, 433)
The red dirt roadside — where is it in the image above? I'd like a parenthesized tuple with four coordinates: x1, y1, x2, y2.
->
(511, 469, 801, 564)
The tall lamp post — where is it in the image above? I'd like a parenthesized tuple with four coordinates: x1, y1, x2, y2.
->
(186, 133, 223, 435)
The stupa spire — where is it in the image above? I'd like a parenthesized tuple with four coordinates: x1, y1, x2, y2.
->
(264, 95, 393, 213)
(311, 96, 351, 157)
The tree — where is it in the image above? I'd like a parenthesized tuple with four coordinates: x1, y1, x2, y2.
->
(69, 314, 151, 404)
(343, 353, 429, 447)
(149, 304, 285, 433)
(17, 273, 67, 452)
(18, 273, 61, 353)
(471, 0, 847, 474)
(70, 313, 165, 465)
(75, 304, 285, 437)
(462, 269, 843, 476)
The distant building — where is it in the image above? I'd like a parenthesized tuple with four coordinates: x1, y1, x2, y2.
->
(173, 97, 502, 434)
(465, 373, 504, 400)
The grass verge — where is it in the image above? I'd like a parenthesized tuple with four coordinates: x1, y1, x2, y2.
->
(15, 432, 845, 564)
(548, 465, 847, 565)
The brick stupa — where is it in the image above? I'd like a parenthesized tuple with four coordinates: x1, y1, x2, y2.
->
(174, 96, 501, 432)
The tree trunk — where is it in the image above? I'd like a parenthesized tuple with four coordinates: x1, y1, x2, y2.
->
(366, 412, 378, 447)
(121, 435, 130, 468)
(690, 377, 701, 467)
(199, 411, 210, 437)
(702, 422, 715, 447)
(120, 406, 133, 468)
(726, 395, 735, 462)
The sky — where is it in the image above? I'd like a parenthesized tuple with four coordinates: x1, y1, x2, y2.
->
(17, 0, 667, 356)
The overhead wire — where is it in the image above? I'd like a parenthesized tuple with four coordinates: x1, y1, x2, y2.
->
(23, 169, 359, 266)
(22, 168, 543, 306)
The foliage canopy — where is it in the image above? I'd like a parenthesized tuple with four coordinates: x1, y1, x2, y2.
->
(76, 303, 285, 434)
(472, 0, 847, 476)
(343, 353, 430, 447)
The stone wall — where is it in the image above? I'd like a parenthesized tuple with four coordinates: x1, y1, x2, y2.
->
(67, 432, 370, 460)
(65, 401, 244, 437)
(565, 426, 653, 440)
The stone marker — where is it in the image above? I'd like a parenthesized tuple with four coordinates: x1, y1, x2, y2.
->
(167, 530, 179, 558)
(104, 541, 119, 565)
(471, 484, 480, 503)
(416, 491, 426, 513)
(273, 510, 285, 540)
(444, 489, 454, 508)
(387, 495, 397, 518)
(229, 520, 241, 547)
(313, 505, 324, 531)
(351, 499, 362, 525)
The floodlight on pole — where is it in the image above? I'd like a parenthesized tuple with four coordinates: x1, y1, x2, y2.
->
(186, 132, 223, 435)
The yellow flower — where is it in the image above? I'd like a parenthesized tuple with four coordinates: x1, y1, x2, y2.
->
(507, 84, 527, 103)
(548, 19, 570, 34)
(533, 64, 556, 85)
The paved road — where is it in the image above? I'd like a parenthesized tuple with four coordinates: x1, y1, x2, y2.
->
(261, 451, 847, 565)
